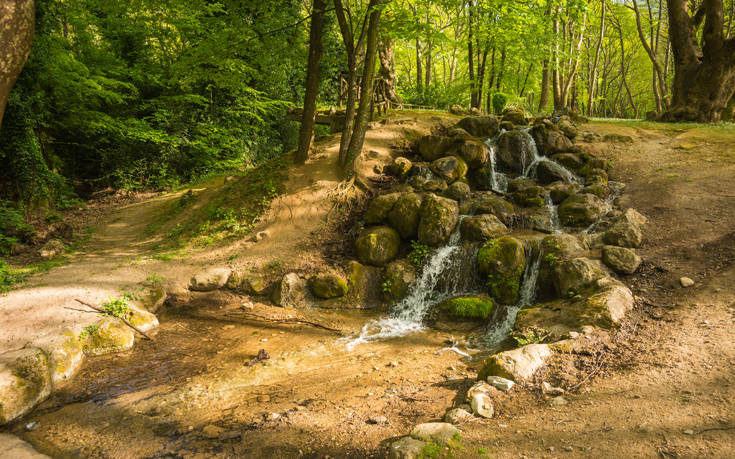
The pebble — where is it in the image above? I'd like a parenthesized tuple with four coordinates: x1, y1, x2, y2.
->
(387, 361, 398, 367)
(202, 424, 224, 439)
(257, 394, 271, 402)
(683, 429, 694, 435)
(550, 396, 568, 406)
(265, 412, 280, 421)
(680, 277, 695, 287)
(223, 324, 235, 330)
(24, 421, 39, 431)
(487, 376, 515, 392)
(542, 381, 565, 396)
(367, 415, 388, 425)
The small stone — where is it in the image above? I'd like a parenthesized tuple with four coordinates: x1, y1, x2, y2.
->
(24, 421, 40, 431)
(387, 361, 399, 367)
(202, 424, 224, 439)
(410, 422, 460, 445)
(564, 446, 574, 452)
(683, 429, 694, 435)
(486, 376, 515, 392)
(541, 382, 565, 396)
(223, 324, 235, 330)
(680, 277, 695, 288)
(550, 396, 567, 406)
(389, 436, 425, 459)
(257, 394, 271, 402)
(470, 393, 494, 418)
(367, 415, 388, 425)
(444, 407, 472, 424)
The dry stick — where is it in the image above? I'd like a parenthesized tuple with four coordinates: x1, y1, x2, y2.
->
(697, 426, 735, 434)
(224, 311, 342, 334)
(74, 298, 153, 341)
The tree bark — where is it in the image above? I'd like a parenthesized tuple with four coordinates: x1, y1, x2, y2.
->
(378, 36, 400, 103)
(0, 0, 35, 129)
(663, 0, 735, 121)
(539, 58, 551, 111)
(587, 0, 606, 116)
(296, 0, 327, 163)
(467, 1, 477, 108)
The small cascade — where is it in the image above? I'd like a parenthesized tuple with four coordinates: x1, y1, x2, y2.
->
(344, 222, 467, 349)
(545, 192, 562, 234)
(518, 128, 541, 176)
(581, 186, 623, 234)
(484, 242, 543, 346)
(483, 139, 509, 193)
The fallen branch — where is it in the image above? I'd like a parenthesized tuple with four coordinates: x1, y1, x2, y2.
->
(74, 299, 153, 341)
(697, 425, 735, 434)
(224, 311, 342, 334)
(246, 349, 270, 366)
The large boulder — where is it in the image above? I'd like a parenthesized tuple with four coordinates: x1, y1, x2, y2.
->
(382, 260, 416, 303)
(388, 437, 425, 459)
(189, 268, 231, 292)
(554, 257, 604, 297)
(387, 193, 423, 239)
(387, 157, 412, 178)
(82, 318, 135, 355)
(417, 194, 459, 247)
(460, 214, 509, 242)
(602, 245, 642, 274)
(364, 192, 402, 224)
(557, 116, 578, 139)
(558, 193, 607, 227)
(437, 295, 494, 321)
(457, 139, 488, 169)
(228, 270, 270, 295)
(548, 181, 581, 204)
(355, 226, 401, 266)
(585, 279, 634, 325)
(410, 422, 460, 445)
(550, 152, 585, 172)
(457, 115, 499, 137)
(477, 236, 526, 304)
(531, 124, 573, 155)
(502, 107, 527, 125)
(0, 348, 52, 424)
(478, 343, 552, 381)
(443, 181, 471, 202)
(537, 234, 585, 299)
(38, 239, 65, 259)
(417, 135, 459, 161)
(309, 273, 349, 299)
(346, 261, 383, 308)
(36, 331, 84, 386)
(496, 130, 536, 174)
(272, 273, 309, 308)
(430, 156, 468, 184)
(536, 160, 575, 185)
(511, 185, 545, 208)
(469, 193, 515, 224)
(603, 208, 646, 248)
(422, 178, 448, 193)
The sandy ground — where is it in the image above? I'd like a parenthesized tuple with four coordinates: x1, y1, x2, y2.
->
(2, 117, 734, 458)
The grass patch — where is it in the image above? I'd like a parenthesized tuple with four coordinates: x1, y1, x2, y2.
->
(590, 118, 735, 134)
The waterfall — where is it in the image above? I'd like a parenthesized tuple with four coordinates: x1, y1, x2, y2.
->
(344, 223, 466, 349)
(483, 138, 509, 193)
(545, 192, 562, 234)
(484, 242, 542, 346)
(519, 128, 541, 176)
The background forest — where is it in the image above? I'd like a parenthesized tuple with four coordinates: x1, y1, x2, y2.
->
(1, 0, 734, 253)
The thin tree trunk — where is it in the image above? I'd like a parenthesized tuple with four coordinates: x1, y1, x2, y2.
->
(587, 0, 606, 116)
(495, 47, 506, 91)
(0, 0, 35, 129)
(468, 1, 477, 108)
(539, 58, 551, 111)
(296, 0, 327, 163)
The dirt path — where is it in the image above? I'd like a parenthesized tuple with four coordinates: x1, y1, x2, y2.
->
(3, 118, 734, 458)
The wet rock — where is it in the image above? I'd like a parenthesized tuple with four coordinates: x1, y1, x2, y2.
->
(554, 257, 604, 298)
(507, 177, 536, 193)
(487, 375, 515, 392)
(460, 214, 509, 242)
(272, 273, 309, 308)
(550, 153, 584, 172)
(470, 393, 494, 418)
(389, 436, 426, 459)
(447, 126, 472, 138)
(189, 267, 231, 292)
(511, 185, 545, 207)
(355, 226, 401, 266)
(680, 277, 694, 288)
(423, 178, 448, 193)
(502, 107, 527, 125)
(387, 193, 423, 239)
(457, 139, 488, 170)
(346, 261, 383, 308)
(536, 160, 574, 185)
(583, 183, 610, 199)
(431, 156, 468, 184)
(126, 304, 159, 333)
(0, 348, 52, 424)
(496, 130, 535, 173)
(382, 260, 416, 303)
(417, 135, 459, 161)
(477, 236, 526, 304)
(0, 434, 50, 458)
(444, 407, 472, 424)
(418, 194, 459, 247)
(387, 157, 412, 178)
(364, 193, 402, 225)
(437, 295, 494, 321)
(478, 343, 552, 381)
(469, 193, 515, 224)
(548, 181, 581, 204)
(558, 193, 607, 227)
(444, 181, 471, 202)
(309, 273, 348, 299)
(531, 124, 573, 155)
(457, 115, 499, 137)
(38, 239, 65, 259)
(82, 318, 135, 355)
(602, 246, 641, 274)
(557, 117, 578, 139)
(410, 422, 460, 445)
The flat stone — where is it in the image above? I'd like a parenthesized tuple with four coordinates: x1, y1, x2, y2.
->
(389, 436, 426, 459)
(470, 393, 494, 418)
(680, 277, 695, 288)
(410, 422, 460, 445)
(444, 407, 472, 424)
(486, 375, 515, 392)
(479, 343, 553, 381)
(202, 424, 224, 439)
(189, 267, 231, 291)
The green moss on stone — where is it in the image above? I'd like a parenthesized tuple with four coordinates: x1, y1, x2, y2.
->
(438, 295, 494, 320)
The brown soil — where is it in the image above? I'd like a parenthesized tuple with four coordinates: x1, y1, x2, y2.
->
(2, 118, 735, 458)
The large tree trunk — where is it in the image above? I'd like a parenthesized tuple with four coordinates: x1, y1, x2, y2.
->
(343, 0, 384, 172)
(296, 0, 327, 163)
(0, 0, 35, 129)
(378, 36, 400, 103)
(663, 0, 735, 121)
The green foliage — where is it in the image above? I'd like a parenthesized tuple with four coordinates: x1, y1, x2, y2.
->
(101, 298, 129, 318)
(79, 324, 99, 340)
(439, 296, 494, 320)
(492, 93, 508, 115)
(381, 279, 393, 294)
(511, 327, 549, 346)
(408, 240, 431, 267)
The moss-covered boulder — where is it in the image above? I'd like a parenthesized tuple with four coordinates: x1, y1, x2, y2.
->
(602, 245, 642, 274)
(460, 214, 509, 242)
(469, 193, 515, 224)
(347, 261, 383, 308)
(422, 178, 448, 193)
(443, 181, 471, 202)
(603, 208, 646, 248)
(387, 193, 423, 239)
(387, 157, 412, 178)
(557, 117, 578, 139)
(501, 107, 527, 125)
(309, 273, 349, 299)
(382, 260, 416, 303)
(477, 236, 526, 304)
(511, 185, 545, 207)
(0, 348, 52, 424)
(437, 295, 494, 320)
(536, 160, 574, 185)
(457, 139, 488, 169)
(553, 257, 604, 298)
(478, 343, 552, 381)
(582, 183, 610, 199)
(457, 115, 499, 137)
(430, 156, 468, 184)
(126, 304, 159, 333)
(138, 282, 167, 313)
(417, 135, 459, 161)
(558, 193, 606, 227)
(364, 192, 402, 225)
(272, 273, 309, 308)
(496, 130, 535, 173)
(530, 124, 573, 156)
(417, 194, 459, 247)
(355, 226, 401, 266)
(82, 318, 135, 356)
(547, 181, 581, 204)
(537, 234, 584, 299)
(550, 153, 584, 172)
(507, 177, 536, 193)
(37, 330, 84, 385)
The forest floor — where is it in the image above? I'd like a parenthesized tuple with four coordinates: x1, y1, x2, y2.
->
(1, 114, 734, 458)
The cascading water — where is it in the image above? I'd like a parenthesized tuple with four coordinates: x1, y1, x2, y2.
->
(484, 242, 543, 346)
(545, 192, 563, 234)
(483, 138, 509, 193)
(344, 222, 467, 350)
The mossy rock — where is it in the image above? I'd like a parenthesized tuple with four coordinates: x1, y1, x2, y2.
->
(583, 184, 610, 198)
(417, 194, 459, 247)
(550, 153, 584, 172)
(537, 234, 584, 299)
(507, 177, 536, 193)
(558, 193, 606, 227)
(460, 214, 509, 242)
(457, 139, 488, 169)
(417, 135, 460, 161)
(82, 318, 135, 356)
(0, 348, 52, 424)
(126, 304, 159, 332)
(602, 245, 642, 274)
(511, 185, 545, 208)
(495, 130, 535, 173)
(382, 259, 416, 303)
(456, 115, 500, 137)
(422, 178, 448, 193)
(430, 156, 468, 184)
(364, 193, 402, 225)
(347, 261, 383, 308)
(553, 257, 604, 298)
(40, 330, 84, 385)
(387, 193, 422, 239)
(477, 236, 526, 304)
(309, 273, 349, 299)
(437, 295, 494, 320)
(443, 181, 471, 202)
(469, 193, 515, 224)
(547, 181, 581, 204)
(355, 226, 401, 267)
(387, 157, 412, 178)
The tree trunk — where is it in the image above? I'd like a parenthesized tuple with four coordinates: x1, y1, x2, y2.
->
(0, 0, 35, 129)
(663, 0, 735, 121)
(495, 47, 506, 91)
(296, 0, 327, 163)
(416, 36, 423, 96)
(467, 1, 477, 108)
(343, 0, 384, 171)
(587, 0, 605, 117)
(378, 36, 400, 103)
(539, 58, 551, 111)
